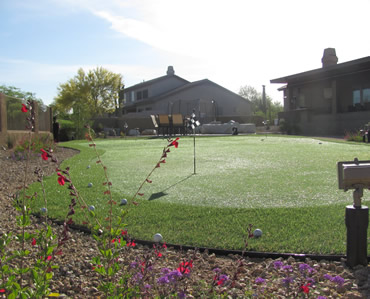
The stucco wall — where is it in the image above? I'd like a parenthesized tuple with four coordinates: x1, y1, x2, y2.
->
(148, 82, 251, 122)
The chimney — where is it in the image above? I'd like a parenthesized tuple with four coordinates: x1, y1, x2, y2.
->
(322, 48, 338, 67)
(167, 66, 175, 75)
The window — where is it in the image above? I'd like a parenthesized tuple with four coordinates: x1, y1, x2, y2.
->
(353, 90, 361, 105)
(136, 91, 142, 100)
(363, 89, 370, 103)
(136, 89, 148, 101)
(143, 89, 148, 99)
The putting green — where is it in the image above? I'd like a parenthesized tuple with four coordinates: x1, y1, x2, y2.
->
(91, 136, 370, 208)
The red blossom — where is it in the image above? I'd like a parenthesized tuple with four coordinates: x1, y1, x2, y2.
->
(40, 149, 48, 161)
(31, 238, 36, 246)
(57, 172, 66, 186)
(217, 279, 226, 286)
(46, 255, 52, 261)
(169, 137, 180, 148)
(121, 230, 128, 236)
(21, 103, 28, 113)
(162, 242, 167, 249)
(126, 241, 136, 247)
(177, 260, 193, 274)
(300, 283, 311, 294)
(0, 289, 5, 293)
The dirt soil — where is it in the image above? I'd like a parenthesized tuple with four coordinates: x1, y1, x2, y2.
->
(0, 146, 368, 298)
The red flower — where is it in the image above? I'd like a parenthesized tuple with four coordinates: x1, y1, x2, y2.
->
(31, 238, 36, 246)
(300, 283, 311, 294)
(21, 103, 28, 113)
(46, 255, 52, 261)
(57, 172, 66, 186)
(170, 137, 180, 148)
(0, 289, 5, 293)
(121, 229, 128, 236)
(127, 241, 136, 247)
(177, 260, 193, 274)
(162, 242, 167, 249)
(40, 149, 49, 161)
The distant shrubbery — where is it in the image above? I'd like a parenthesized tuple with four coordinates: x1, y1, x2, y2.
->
(279, 119, 300, 135)
(344, 130, 364, 142)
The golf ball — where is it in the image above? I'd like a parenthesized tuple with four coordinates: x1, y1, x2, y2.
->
(153, 233, 163, 242)
(88, 183, 93, 188)
(253, 229, 262, 238)
(87, 165, 91, 169)
(41, 207, 47, 213)
(88, 205, 95, 211)
(120, 198, 128, 206)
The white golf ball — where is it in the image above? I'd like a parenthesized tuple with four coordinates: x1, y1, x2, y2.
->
(253, 229, 262, 238)
(120, 198, 128, 206)
(153, 233, 163, 242)
(87, 165, 91, 169)
(88, 183, 93, 188)
(41, 207, 47, 213)
(88, 205, 95, 211)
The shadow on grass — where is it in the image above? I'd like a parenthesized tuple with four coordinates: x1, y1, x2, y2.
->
(148, 174, 194, 201)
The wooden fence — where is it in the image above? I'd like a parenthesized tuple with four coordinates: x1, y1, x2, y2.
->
(0, 93, 53, 147)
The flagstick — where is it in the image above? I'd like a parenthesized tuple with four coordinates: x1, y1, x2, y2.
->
(193, 131, 196, 174)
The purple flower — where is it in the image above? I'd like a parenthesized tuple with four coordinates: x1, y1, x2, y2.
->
(144, 284, 151, 289)
(324, 274, 333, 280)
(161, 268, 171, 274)
(133, 272, 143, 283)
(282, 276, 294, 286)
(332, 275, 345, 286)
(274, 260, 283, 269)
(317, 297, 327, 299)
(157, 276, 170, 284)
(168, 270, 182, 280)
(130, 261, 138, 268)
(178, 291, 186, 299)
(255, 277, 266, 284)
(283, 265, 293, 272)
(213, 267, 221, 273)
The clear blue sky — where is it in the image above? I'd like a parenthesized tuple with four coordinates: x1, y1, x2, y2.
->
(1, 0, 369, 106)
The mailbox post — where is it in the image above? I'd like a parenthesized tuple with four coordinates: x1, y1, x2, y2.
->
(337, 158, 369, 267)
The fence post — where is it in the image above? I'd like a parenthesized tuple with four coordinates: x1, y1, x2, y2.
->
(0, 93, 7, 147)
(33, 101, 39, 134)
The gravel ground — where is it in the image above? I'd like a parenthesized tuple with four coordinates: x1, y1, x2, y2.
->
(0, 146, 368, 298)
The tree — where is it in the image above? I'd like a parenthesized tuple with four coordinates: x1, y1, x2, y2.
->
(0, 84, 44, 120)
(238, 85, 283, 124)
(54, 67, 123, 117)
(53, 67, 123, 139)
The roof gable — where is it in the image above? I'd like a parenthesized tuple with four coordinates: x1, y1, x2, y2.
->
(271, 56, 370, 84)
(125, 74, 189, 91)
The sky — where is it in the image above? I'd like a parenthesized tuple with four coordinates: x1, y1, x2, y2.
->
(1, 0, 370, 106)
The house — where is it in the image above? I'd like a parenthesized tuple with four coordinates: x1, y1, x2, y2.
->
(118, 66, 252, 132)
(270, 48, 370, 136)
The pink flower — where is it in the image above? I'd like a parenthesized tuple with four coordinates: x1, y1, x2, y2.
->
(21, 103, 28, 113)
(0, 289, 5, 293)
(31, 238, 36, 246)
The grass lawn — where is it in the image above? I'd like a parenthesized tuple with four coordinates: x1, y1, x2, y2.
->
(28, 135, 370, 255)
